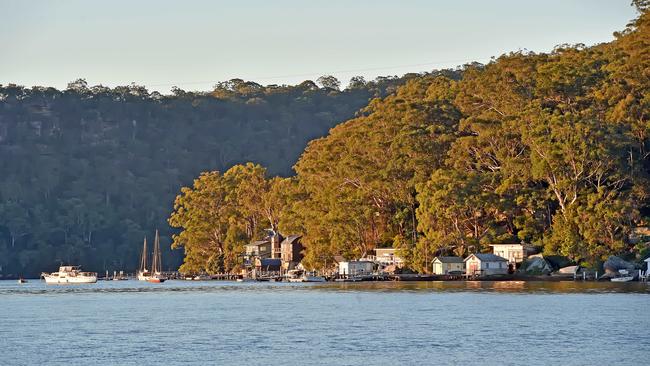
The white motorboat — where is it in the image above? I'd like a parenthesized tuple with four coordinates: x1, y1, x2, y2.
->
(42, 266, 97, 284)
(611, 269, 634, 282)
(236, 278, 256, 282)
(286, 270, 326, 282)
(303, 274, 327, 282)
(193, 274, 211, 281)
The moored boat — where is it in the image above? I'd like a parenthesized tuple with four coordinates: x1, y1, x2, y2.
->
(286, 270, 327, 282)
(17, 277, 27, 284)
(137, 237, 151, 281)
(611, 269, 634, 282)
(147, 274, 166, 283)
(148, 230, 167, 283)
(236, 278, 256, 282)
(42, 266, 97, 284)
(303, 274, 327, 282)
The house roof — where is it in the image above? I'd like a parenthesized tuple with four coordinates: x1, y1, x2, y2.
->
(246, 240, 270, 248)
(280, 235, 302, 245)
(258, 258, 282, 267)
(432, 256, 464, 263)
(465, 253, 508, 262)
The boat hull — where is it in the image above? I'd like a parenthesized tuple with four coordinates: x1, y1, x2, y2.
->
(611, 276, 634, 282)
(147, 278, 166, 283)
(43, 275, 97, 284)
(303, 275, 326, 282)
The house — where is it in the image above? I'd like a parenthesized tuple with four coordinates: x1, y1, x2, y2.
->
(489, 243, 534, 264)
(374, 248, 404, 267)
(464, 253, 509, 276)
(268, 230, 283, 259)
(432, 256, 464, 275)
(245, 230, 284, 261)
(338, 261, 374, 277)
(245, 240, 272, 259)
(280, 235, 304, 270)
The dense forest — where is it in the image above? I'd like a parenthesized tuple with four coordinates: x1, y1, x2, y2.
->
(170, 3, 650, 274)
(0, 71, 447, 277)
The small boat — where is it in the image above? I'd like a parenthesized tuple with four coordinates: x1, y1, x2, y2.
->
(147, 274, 166, 283)
(193, 274, 211, 281)
(303, 274, 327, 282)
(236, 278, 256, 282)
(42, 266, 97, 284)
(17, 277, 27, 284)
(611, 269, 634, 282)
(112, 270, 128, 280)
(286, 270, 327, 282)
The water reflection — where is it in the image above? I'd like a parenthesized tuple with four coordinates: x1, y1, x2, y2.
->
(2, 279, 647, 296)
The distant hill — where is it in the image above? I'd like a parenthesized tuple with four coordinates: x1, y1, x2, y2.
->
(0, 72, 461, 277)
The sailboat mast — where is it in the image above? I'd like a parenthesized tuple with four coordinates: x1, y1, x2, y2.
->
(140, 237, 148, 272)
(153, 229, 161, 274)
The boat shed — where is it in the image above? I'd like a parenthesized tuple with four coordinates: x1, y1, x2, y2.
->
(432, 256, 464, 275)
(338, 261, 374, 277)
(464, 253, 509, 276)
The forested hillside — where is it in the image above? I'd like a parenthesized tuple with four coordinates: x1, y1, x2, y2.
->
(0, 73, 449, 277)
(170, 4, 650, 274)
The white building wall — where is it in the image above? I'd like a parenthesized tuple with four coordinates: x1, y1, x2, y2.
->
(339, 261, 374, 276)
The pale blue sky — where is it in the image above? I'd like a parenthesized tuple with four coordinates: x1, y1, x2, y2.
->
(0, 0, 639, 93)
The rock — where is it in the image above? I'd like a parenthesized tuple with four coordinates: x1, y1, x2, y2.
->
(603, 256, 635, 274)
(544, 255, 572, 270)
(557, 265, 580, 274)
(521, 254, 553, 274)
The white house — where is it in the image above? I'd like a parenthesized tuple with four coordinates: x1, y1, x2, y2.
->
(489, 244, 533, 264)
(338, 261, 374, 277)
(374, 248, 404, 267)
(432, 256, 464, 275)
(464, 253, 509, 276)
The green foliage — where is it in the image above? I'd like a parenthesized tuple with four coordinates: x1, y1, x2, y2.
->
(276, 7, 650, 269)
(0, 74, 426, 277)
(4, 5, 650, 275)
(169, 164, 289, 274)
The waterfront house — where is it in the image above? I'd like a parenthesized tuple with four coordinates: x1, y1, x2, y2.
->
(245, 230, 284, 262)
(373, 248, 404, 267)
(464, 253, 509, 276)
(338, 261, 374, 277)
(280, 235, 304, 270)
(431, 256, 464, 275)
(268, 230, 283, 259)
(489, 243, 533, 264)
(245, 240, 272, 259)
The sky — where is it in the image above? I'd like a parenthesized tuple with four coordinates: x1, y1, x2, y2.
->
(0, 0, 639, 93)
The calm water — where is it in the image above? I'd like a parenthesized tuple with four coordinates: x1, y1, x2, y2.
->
(1, 280, 649, 366)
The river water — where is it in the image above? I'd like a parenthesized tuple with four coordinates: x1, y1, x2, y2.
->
(1, 280, 648, 365)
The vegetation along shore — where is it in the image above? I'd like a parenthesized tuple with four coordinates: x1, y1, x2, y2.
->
(1, 2, 650, 280)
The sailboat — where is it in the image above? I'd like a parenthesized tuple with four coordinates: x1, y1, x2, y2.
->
(148, 230, 166, 283)
(137, 237, 151, 281)
(137, 231, 167, 283)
